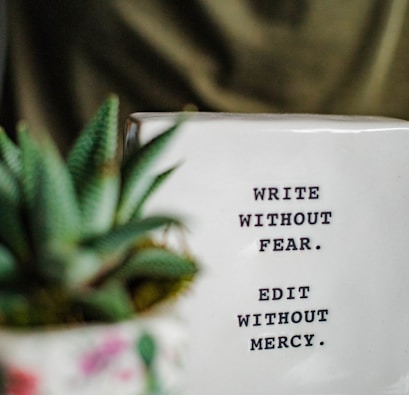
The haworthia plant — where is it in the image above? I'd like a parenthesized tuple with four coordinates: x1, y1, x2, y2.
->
(0, 95, 197, 327)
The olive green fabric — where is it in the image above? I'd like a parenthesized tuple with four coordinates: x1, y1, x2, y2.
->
(1, 1, 409, 151)
(0, 0, 6, 100)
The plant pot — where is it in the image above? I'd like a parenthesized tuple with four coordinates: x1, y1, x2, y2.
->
(0, 304, 186, 395)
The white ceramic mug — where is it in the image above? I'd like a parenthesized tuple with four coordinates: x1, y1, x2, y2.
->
(127, 113, 409, 395)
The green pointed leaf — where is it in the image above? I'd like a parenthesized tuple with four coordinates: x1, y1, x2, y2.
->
(65, 249, 102, 286)
(0, 163, 28, 260)
(37, 242, 102, 287)
(18, 124, 42, 208)
(0, 162, 20, 202)
(67, 96, 120, 237)
(129, 165, 179, 221)
(0, 127, 22, 179)
(84, 216, 178, 258)
(29, 138, 81, 251)
(0, 244, 21, 287)
(78, 167, 120, 238)
(67, 95, 119, 193)
(116, 119, 182, 224)
(114, 248, 197, 281)
(0, 244, 15, 270)
(72, 282, 134, 322)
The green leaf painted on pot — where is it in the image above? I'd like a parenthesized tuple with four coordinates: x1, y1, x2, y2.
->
(137, 332, 156, 368)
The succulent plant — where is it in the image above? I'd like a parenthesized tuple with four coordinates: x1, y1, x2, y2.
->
(0, 95, 197, 327)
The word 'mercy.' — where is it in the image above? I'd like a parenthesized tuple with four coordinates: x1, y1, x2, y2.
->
(236, 286, 330, 351)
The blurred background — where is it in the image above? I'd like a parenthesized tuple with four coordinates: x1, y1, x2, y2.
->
(0, 0, 408, 152)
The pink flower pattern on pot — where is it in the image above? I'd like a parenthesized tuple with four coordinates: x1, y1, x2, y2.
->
(80, 335, 127, 376)
(0, 310, 186, 395)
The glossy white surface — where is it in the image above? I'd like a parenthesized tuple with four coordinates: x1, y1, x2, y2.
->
(130, 113, 409, 395)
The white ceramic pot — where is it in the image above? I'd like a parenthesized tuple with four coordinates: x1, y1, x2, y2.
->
(0, 305, 186, 395)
